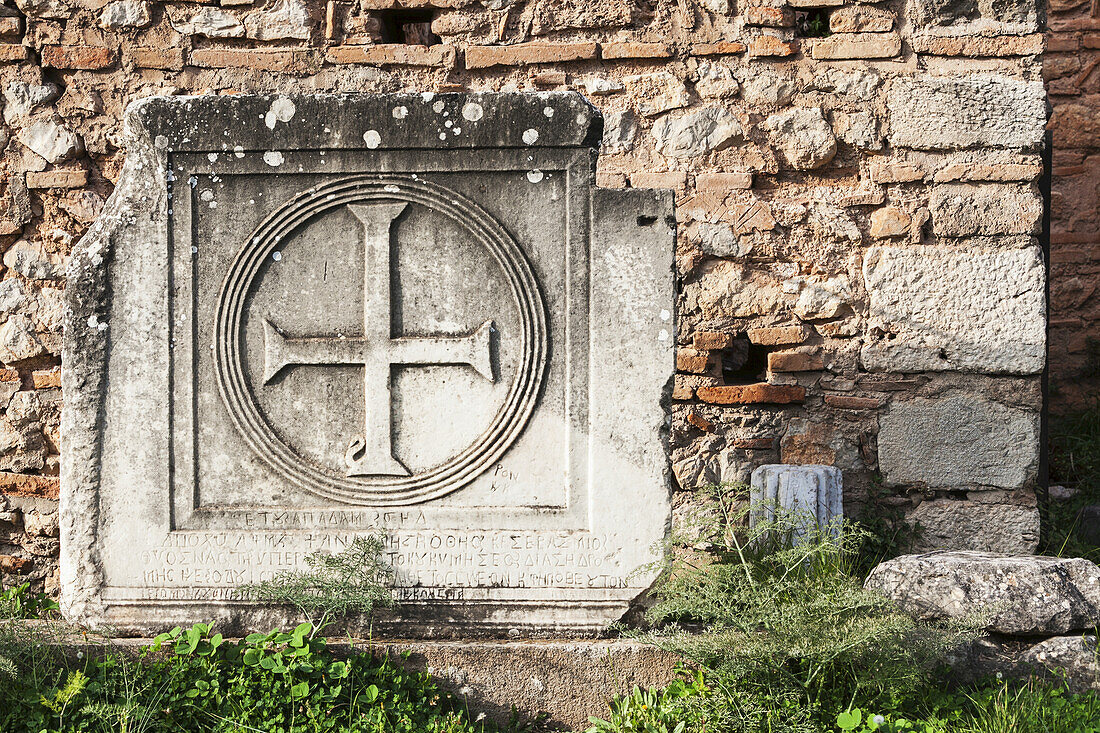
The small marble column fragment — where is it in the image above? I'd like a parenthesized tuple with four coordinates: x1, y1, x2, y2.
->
(750, 464, 843, 541)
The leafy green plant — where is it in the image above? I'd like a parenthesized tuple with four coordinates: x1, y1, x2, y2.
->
(617, 485, 980, 731)
(243, 534, 395, 638)
(1043, 400, 1100, 561)
(0, 620, 515, 732)
(0, 582, 60, 619)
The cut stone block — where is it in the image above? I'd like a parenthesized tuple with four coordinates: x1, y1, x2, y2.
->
(861, 246, 1045, 375)
(878, 395, 1040, 490)
(886, 75, 1046, 150)
(61, 93, 675, 635)
(866, 552, 1100, 636)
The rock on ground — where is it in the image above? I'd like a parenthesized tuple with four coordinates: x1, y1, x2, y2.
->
(865, 551, 1100, 636)
(1022, 635, 1100, 692)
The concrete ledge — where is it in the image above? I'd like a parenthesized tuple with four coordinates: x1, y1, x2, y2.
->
(6, 622, 683, 731)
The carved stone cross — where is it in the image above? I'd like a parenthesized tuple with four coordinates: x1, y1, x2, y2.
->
(262, 201, 494, 477)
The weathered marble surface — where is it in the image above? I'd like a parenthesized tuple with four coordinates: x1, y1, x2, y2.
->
(61, 92, 674, 635)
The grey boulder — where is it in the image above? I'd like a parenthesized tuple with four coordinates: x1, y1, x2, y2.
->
(865, 551, 1100, 636)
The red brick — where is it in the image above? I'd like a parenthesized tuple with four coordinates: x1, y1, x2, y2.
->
(531, 70, 567, 86)
(677, 348, 716, 374)
(692, 331, 733, 350)
(868, 162, 925, 183)
(0, 555, 31, 573)
(686, 411, 714, 432)
(42, 45, 115, 70)
(190, 48, 318, 74)
(824, 395, 885, 410)
(0, 17, 21, 37)
(690, 41, 746, 56)
(910, 34, 1044, 56)
(730, 437, 776, 450)
(26, 170, 88, 189)
(695, 172, 753, 191)
(465, 42, 598, 69)
(744, 6, 794, 27)
(747, 36, 798, 58)
(631, 171, 686, 189)
(0, 219, 24, 235)
(601, 42, 673, 59)
(1047, 35, 1081, 52)
(0, 473, 59, 499)
(768, 350, 824, 372)
(32, 367, 60, 389)
(0, 44, 29, 63)
(697, 383, 806, 405)
(810, 32, 900, 60)
(129, 46, 185, 70)
(747, 325, 809, 346)
(932, 162, 1043, 182)
(326, 43, 456, 67)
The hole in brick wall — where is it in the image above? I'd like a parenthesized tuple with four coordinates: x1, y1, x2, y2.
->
(795, 8, 831, 37)
(722, 337, 768, 385)
(378, 9, 440, 45)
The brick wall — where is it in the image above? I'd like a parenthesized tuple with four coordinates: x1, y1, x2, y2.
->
(1047, 0, 1100, 413)
(0, 0, 1051, 593)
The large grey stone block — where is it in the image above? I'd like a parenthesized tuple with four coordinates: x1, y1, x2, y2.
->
(905, 499, 1039, 554)
(866, 552, 1100, 636)
(861, 246, 1045, 375)
(877, 395, 1040, 490)
(886, 75, 1046, 150)
(61, 93, 675, 635)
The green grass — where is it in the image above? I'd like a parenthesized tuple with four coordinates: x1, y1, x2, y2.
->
(0, 621, 533, 733)
(1043, 400, 1100, 561)
(590, 672, 1100, 733)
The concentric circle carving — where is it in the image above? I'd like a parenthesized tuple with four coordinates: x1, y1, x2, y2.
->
(213, 174, 548, 506)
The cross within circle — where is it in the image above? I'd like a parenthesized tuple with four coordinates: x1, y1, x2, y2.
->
(261, 202, 494, 478)
(213, 175, 548, 506)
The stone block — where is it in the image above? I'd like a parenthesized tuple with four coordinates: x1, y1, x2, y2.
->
(0, 44, 29, 63)
(747, 325, 809, 345)
(464, 42, 598, 69)
(41, 45, 116, 70)
(62, 93, 674, 635)
(746, 36, 798, 57)
(128, 47, 186, 70)
(904, 500, 1039, 554)
(762, 107, 837, 170)
(325, 44, 456, 66)
(907, 0, 1039, 33)
(601, 42, 672, 59)
(861, 246, 1045, 374)
(1022, 636, 1100, 693)
(189, 48, 319, 74)
(810, 32, 901, 59)
(929, 184, 1042, 236)
(877, 395, 1039, 489)
(830, 5, 894, 32)
(652, 106, 744, 158)
(866, 552, 1100, 635)
(887, 75, 1046, 150)
(750, 464, 842, 541)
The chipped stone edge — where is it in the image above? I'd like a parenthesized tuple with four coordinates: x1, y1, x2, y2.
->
(60, 96, 168, 625)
